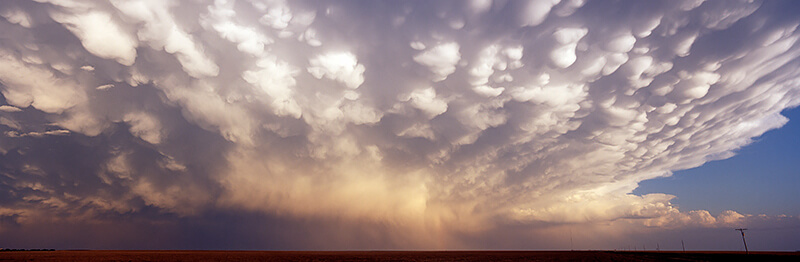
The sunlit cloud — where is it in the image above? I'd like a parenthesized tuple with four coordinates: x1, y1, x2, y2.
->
(1, 0, 799, 249)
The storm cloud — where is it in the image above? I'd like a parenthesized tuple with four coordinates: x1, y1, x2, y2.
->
(1, 0, 799, 249)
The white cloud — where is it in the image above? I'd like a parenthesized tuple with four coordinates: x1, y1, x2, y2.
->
(410, 41, 426, 50)
(307, 52, 366, 89)
(109, 0, 220, 77)
(468, 0, 493, 15)
(299, 28, 322, 47)
(518, 0, 560, 27)
(604, 33, 636, 53)
(1, 7, 33, 28)
(162, 79, 259, 145)
(203, 0, 274, 57)
(401, 87, 449, 119)
(243, 56, 302, 119)
(163, 27, 221, 78)
(0, 105, 22, 112)
(550, 27, 587, 68)
(1, 0, 800, 249)
(50, 11, 138, 66)
(413, 42, 461, 81)
(472, 85, 504, 97)
(5, 129, 71, 138)
(123, 112, 163, 144)
(0, 50, 86, 114)
(259, 3, 292, 30)
(95, 84, 114, 90)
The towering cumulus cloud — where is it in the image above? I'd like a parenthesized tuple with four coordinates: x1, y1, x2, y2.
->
(1, 0, 799, 250)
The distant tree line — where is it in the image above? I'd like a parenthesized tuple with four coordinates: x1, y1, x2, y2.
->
(0, 248, 56, 251)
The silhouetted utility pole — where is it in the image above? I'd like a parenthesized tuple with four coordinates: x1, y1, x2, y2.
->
(569, 228, 574, 251)
(735, 228, 748, 254)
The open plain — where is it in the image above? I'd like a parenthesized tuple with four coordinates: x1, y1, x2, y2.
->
(0, 250, 798, 262)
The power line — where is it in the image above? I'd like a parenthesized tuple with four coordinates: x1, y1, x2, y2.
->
(735, 228, 749, 254)
(681, 240, 685, 253)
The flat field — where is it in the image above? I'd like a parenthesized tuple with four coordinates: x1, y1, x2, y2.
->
(0, 250, 798, 261)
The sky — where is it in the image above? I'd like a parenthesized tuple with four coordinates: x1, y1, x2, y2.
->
(0, 0, 799, 251)
(635, 106, 800, 216)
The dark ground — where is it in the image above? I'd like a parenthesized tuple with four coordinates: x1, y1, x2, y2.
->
(0, 250, 798, 261)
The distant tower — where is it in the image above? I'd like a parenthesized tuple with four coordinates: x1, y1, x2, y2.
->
(735, 228, 749, 254)
(569, 228, 574, 251)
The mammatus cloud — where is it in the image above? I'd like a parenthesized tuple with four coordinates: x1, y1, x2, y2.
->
(1, 0, 800, 249)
